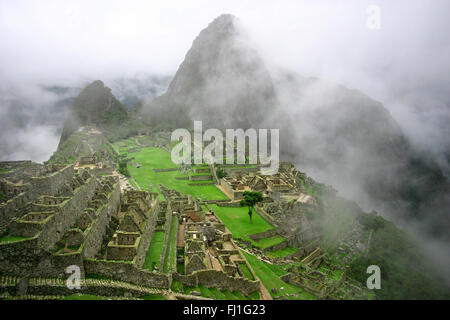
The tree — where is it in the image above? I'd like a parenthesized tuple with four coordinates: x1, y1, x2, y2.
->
(216, 168, 226, 179)
(240, 191, 263, 223)
(118, 159, 130, 177)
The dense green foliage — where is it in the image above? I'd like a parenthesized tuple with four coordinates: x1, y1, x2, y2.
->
(240, 191, 263, 223)
(118, 159, 130, 177)
(349, 212, 450, 299)
(216, 168, 226, 179)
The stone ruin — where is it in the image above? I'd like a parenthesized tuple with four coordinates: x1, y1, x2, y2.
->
(159, 185, 261, 296)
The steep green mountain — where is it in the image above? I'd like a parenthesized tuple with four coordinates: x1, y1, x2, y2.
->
(58, 80, 128, 145)
(275, 73, 450, 240)
(141, 14, 280, 129)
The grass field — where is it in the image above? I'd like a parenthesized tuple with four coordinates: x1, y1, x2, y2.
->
(143, 231, 165, 271)
(0, 236, 29, 243)
(163, 217, 178, 273)
(265, 246, 298, 258)
(126, 147, 227, 200)
(209, 204, 275, 245)
(254, 235, 286, 249)
(239, 263, 255, 280)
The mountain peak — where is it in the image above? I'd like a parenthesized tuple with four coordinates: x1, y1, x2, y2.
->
(88, 80, 105, 87)
(193, 13, 240, 46)
(58, 80, 127, 145)
(206, 13, 237, 31)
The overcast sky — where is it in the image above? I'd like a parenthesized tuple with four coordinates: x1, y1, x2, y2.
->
(0, 0, 449, 166)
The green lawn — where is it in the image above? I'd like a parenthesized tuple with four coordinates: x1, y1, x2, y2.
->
(163, 217, 178, 273)
(242, 250, 317, 300)
(143, 231, 165, 271)
(126, 147, 227, 200)
(254, 235, 286, 249)
(209, 204, 275, 245)
(265, 246, 298, 258)
(239, 263, 255, 280)
(0, 236, 29, 243)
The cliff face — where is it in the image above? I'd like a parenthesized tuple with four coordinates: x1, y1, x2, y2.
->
(142, 14, 279, 129)
(59, 80, 127, 146)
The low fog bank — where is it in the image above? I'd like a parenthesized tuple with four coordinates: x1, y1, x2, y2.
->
(0, 82, 76, 163)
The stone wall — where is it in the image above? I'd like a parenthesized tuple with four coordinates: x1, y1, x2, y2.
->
(0, 161, 45, 184)
(0, 278, 166, 298)
(37, 176, 98, 250)
(172, 272, 198, 287)
(254, 206, 277, 226)
(171, 216, 179, 274)
(263, 240, 288, 252)
(153, 168, 178, 173)
(0, 237, 85, 278)
(189, 174, 213, 181)
(29, 165, 74, 196)
(106, 242, 139, 261)
(0, 191, 32, 230)
(195, 270, 260, 296)
(248, 229, 278, 241)
(84, 259, 170, 289)
(134, 199, 160, 268)
(223, 167, 260, 175)
(172, 270, 260, 296)
(83, 181, 121, 258)
(216, 201, 241, 207)
(0, 165, 76, 233)
(188, 182, 215, 186)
